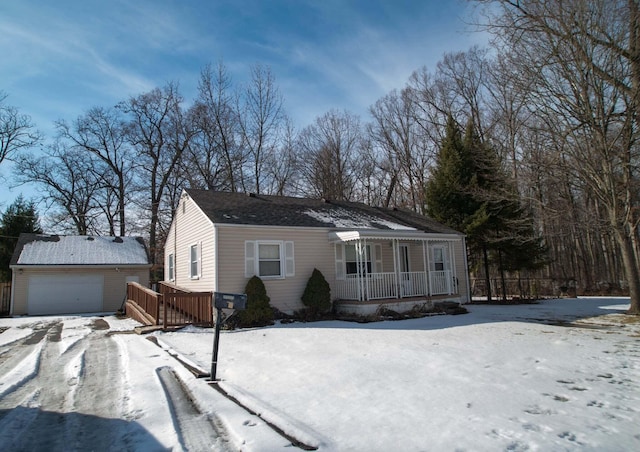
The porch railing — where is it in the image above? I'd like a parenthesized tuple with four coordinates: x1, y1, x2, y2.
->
(429, 270, 456, 295)
(399, 272, 428, 297)
(335, 270, 457, 301)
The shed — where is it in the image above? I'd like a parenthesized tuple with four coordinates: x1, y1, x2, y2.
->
(10, 234, 151, 316)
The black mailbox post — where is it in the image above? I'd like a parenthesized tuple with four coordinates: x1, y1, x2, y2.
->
(210, 292, 247, 381)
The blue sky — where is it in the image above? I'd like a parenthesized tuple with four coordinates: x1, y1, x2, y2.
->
(0, 0, 487, 207)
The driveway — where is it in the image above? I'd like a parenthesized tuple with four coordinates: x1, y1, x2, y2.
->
(0, 316, 233, 451)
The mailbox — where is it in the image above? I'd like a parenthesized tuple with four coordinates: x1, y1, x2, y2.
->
(213, 292, 247, 310)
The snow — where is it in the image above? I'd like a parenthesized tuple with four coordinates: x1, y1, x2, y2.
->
(155, 297, 640, 451)
(0, 298, 638, 451)
(16, 235, 149, 265)
(303, 208, 417, 230)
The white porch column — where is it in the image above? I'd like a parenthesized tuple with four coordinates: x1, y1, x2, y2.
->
(392, 239, 400, 298)
(448, 240, 456, 295)
(355, 240, 363, 301)
(424, 239, 431, 296)
(363, 238, 370, 301)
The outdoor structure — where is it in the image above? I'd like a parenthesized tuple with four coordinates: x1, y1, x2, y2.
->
(10, 234, 151, 316)
(165, 189, 470, 315)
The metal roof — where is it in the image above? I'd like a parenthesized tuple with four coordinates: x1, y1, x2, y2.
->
(11, 234, 150, 266)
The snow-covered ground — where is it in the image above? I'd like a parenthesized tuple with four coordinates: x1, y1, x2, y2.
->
(1, 298, 639, 451)
(155, 297, 640, 451)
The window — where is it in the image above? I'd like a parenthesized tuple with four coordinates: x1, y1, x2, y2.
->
(168, 253, 175, 281)
(432, 245, 446, 271)
(245, 241, 295, 279)
(335, 243, 382, 279)
(189, 243, 201, 279)
(345, 244, 371, 275)
(259, 243, 281, 277)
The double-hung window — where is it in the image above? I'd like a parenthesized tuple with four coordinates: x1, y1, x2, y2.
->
(431, 245, 447, 272)
(189, 243, 201, 279)
(168, 253, 175, 281)
(258, 243, 282, 277)
(345, 244, 371, 275)
(245, 240, 294, 279)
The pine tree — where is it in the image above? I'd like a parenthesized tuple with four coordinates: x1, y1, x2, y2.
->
(0, 195, 42, 281)
(425, 115, 477, 231)
(426, 117, 546, 301)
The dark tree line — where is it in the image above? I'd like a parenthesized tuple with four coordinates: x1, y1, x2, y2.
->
(2, 1, 639, 313)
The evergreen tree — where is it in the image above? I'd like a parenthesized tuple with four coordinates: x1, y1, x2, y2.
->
(425, 115, 477, 231)
(0, 196, 42, 281)
(463, 121, 546, 299)
(426, 117, 546, 301)
(234, 276, 274, 328)
(301, 268, 331, 319)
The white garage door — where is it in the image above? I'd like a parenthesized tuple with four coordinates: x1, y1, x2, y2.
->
(28, 274, 104, 315)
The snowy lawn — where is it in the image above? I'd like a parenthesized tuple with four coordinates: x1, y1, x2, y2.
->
(156, 297, 640, 451)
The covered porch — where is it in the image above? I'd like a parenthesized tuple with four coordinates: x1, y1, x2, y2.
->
(329, 230, 465, 306)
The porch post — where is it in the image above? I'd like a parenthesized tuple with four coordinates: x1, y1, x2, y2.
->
(364, 238, 370, 301)
(356, 240, 363, 301)
(423, 240, 431, 296)
(447, 241, 454, 294)
(392, 239, 399, 298)
(448, 240, 456, 294)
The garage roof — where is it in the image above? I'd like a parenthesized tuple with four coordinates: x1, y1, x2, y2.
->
(10, 234, 150, 266)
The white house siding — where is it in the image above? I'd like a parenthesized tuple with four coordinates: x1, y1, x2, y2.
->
(216, 225, 335, 314)
(165, 194, 216, 292)
(11, 267, 149, 315)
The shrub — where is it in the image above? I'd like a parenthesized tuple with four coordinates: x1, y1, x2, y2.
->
(234, 276, 274, 328)
(300, 268, 331, 320)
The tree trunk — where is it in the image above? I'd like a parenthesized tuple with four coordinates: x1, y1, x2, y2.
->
(614, 226, 640, 314)
(483, 244, 492, 302)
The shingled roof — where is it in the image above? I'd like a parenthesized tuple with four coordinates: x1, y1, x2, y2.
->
(185, 189, 461, 235)
(10, 234, 150, 266)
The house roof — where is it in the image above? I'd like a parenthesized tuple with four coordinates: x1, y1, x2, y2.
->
(185, 189, 462, 235)
(10, 234, 150, 266)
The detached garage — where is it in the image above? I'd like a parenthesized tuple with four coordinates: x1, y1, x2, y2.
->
(9, 234, 151, 316)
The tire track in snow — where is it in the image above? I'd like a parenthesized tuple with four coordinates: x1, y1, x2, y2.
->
(0, 320, 136, 451)
(156, 366, 231, 451)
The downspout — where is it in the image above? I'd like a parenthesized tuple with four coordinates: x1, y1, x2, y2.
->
(174, 204, 177, 284)
(214, 224, 219, 293)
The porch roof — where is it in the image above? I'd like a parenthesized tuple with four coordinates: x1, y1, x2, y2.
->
(328, 230, 462, 243)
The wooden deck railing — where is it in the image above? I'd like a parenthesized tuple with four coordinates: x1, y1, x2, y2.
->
(0, 282, 11, 316)
(126, 282, 161, 325)
(158, 282, 213, 327)
(125, 281, 213, 328)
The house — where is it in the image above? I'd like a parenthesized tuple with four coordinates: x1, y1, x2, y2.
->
(10, 234, 151, 316)
(165, 189, 470, 316)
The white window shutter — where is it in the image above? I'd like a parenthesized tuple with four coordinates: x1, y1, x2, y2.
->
(335, 244, 345, 280)
(284, 241, 295, 277)
(374, 244, 382, 273)
(245, 241, 256, 277)
(198, 241, 203, 277)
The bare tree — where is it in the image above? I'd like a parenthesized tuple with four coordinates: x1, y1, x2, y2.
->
(13, 142, 103, 234)
(263, 117, 299, 196)
(298, 109, 362, 201)
(119, 82, 196, 268)
(56, 106, 132, 236)
(187, 63, 243, 191)
(0, 92, 42, 166)
(368, 88, 434, 211)
(238, 64, 285, 194)
(476, 0, 640, 313)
